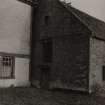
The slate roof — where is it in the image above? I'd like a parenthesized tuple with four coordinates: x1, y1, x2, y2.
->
(60, 1, 105, 40)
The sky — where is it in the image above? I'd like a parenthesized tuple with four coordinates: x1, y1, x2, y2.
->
(61, 0, 105, 22)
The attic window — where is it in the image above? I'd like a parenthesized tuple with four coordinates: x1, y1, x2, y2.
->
(44, 16, 50, 25)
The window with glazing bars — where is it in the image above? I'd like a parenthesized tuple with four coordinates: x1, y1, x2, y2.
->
(0, 56, 14, 79)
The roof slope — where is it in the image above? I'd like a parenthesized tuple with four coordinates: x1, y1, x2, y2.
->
(60, 1, 105, 40)
(18, 0, 38, 6)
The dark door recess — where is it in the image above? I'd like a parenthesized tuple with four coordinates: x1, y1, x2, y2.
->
(40, 65, 50, 89)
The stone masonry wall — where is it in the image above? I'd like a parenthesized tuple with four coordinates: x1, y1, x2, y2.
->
(50, 35, 89, 91)
(31, 0, 90, 91)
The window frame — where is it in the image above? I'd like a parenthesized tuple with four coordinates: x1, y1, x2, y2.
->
(0, 55, 15, 79)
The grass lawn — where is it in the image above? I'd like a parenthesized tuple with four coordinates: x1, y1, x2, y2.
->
(0, 87, 104, 105)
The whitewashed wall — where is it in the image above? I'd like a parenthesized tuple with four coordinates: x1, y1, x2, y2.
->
(0, 58, 30, 87)
(0, 0, 31, 87)
(0, 0, 31, 54)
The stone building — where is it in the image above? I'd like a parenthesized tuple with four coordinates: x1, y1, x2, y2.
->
(30, 0, 105, 93)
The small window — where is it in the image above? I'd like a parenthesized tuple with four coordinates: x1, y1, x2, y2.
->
(0, 56, 14, 79)
(44, 16, 50, 25)
(103, 66, 105, 80)
(42, 38, 52, 63)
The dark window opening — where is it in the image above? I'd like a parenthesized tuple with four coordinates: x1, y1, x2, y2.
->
(103, 66, 105, 80)
(45, 16, 50, 25)
(42, 38, 52, 63)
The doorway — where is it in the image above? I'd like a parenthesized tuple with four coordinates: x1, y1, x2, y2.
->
(40, 65, 50, 89)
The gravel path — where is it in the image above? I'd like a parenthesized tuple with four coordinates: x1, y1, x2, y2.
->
(0, 87, 104, 105)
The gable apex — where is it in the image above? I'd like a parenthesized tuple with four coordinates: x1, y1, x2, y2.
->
(59, 0, 105, 40)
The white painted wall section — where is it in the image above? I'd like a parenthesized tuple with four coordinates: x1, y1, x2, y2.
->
(0, 58, 30, 87)
(0, 0, 31, 87)
(0, 0, 31, 55)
